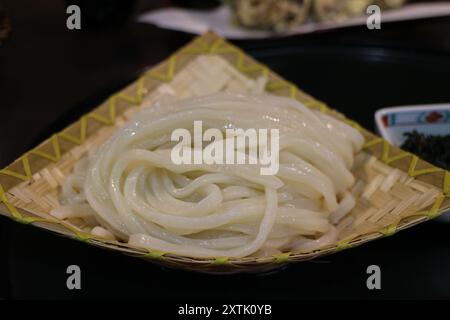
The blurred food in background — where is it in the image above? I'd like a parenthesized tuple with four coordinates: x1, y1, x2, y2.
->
(232, 0, 312, 31)
(231, 0, 407, 30)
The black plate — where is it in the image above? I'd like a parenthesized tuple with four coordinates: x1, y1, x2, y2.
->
(3, 41, 450, 299)
(251, 44, 450, 131)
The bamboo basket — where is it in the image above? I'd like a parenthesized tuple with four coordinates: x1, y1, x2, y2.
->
(1, 32, 449, 274)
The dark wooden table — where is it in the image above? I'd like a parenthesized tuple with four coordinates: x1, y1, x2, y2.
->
(1, 0, 450, 300)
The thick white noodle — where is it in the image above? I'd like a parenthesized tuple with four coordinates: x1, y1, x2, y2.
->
(53, 92, 364, 258)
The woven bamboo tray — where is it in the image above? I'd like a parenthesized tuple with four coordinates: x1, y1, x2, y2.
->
(1, 32, 449, 274)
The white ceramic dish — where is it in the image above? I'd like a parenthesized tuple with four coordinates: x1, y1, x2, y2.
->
(375, 103, 450, 222)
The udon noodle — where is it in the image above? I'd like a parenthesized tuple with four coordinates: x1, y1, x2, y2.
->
(53, 92, 364, 258)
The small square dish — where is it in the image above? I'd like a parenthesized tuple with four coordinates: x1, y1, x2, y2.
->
(375, 104, 450, 222)
(375, 104, 450, 146)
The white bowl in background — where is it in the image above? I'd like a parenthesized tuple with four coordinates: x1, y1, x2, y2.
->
(374, 103, 450, 222)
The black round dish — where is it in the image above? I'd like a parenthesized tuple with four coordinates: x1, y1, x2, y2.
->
(3, 42, 450, 299)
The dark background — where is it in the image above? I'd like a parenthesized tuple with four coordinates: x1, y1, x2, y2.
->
(1, 0, 450, 300)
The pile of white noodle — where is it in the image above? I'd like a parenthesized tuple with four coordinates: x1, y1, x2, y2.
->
(52, 92, 364, 258)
